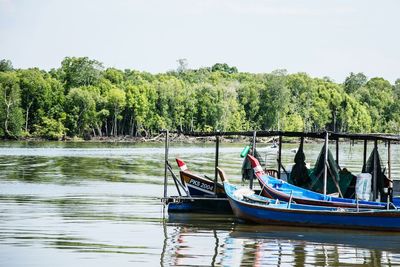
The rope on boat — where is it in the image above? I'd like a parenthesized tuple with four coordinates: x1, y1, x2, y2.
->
(287, 191, 293, 209)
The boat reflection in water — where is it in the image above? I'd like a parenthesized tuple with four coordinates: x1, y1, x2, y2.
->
(162, 213, 400, 266)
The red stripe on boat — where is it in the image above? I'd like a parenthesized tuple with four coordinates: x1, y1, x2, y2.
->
(247, 154, 265, 176)
(176, 158, 189, 172)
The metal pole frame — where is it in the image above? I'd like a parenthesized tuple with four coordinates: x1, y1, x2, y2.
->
(363, 140, 367, 172)
(250, 131, 257, 189)
(214, 135, 220, 196)
(373, 140, 378, 201)
(388, 141, 393, 201)
(323, 131, 329, 195)
(278, 134, 282, 180)
(163, 130, 169, 198)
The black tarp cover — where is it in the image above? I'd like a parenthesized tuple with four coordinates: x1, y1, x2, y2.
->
(362, 147, 389, 201)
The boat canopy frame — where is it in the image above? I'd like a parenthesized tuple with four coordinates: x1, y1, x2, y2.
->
(161, 130, 400, 202)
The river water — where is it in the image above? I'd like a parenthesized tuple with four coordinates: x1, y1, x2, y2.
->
(1, 141, 400, 266)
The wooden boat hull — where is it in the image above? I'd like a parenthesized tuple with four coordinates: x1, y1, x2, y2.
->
(225, 182, 400, 231)
(247, 154, 391, 209)
(180, 171, 225, 197)
(257, 174, 390, 209)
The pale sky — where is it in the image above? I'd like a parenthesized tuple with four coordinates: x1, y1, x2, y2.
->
(1, 0, 399, 83)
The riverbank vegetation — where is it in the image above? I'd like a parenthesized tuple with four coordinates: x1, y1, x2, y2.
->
(0, 58, 399, 140)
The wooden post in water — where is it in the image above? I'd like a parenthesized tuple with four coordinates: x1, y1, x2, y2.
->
(323, 131, 329, 195)
(250, 131, 257, 189)
(278, 134, 282, 180)
(214, 134, 220, 196)
(363, 140, 367, 172)
(163, 130, 169, 198)
(373, 139, 378, 201)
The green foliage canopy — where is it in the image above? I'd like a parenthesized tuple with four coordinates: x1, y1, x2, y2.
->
(0, 57, 399, 139)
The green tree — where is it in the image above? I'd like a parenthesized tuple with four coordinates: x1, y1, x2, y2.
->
(258, 70, 289, 130)
(34, 116, 67, 140)
(182, 83, 197, 132)
(354, 77, 394, 131)
(283, 114, 304, 131)
(104, 68, 124, 84)
(2, 58, 399, 139)
(338, 95, 372, 132)
(125, 82, 152, 136)
(193, 83, 220, 131)
(0, 72, 23, 137)
(287, 73, 315, 131)
(218, 82, 248, 131)
(394, 79, 400, 99)
(18, 69, 65, 135)
(0, 59, 13, 72)
(106, 87, 126, 136)
(45, 76, 66, 120)
(237, 80, 261, 129)
(387, 78, 400, 133)
(343, 72, 367, 94)
(60, 57, 103, 90)
(314, 79, 343, 131)
(191, 82, 246, 131)
(65, 87, 97, 136)
(18, 69, 50, 133)
(211, 63, 238, 74)
(153, 76, 187, 131)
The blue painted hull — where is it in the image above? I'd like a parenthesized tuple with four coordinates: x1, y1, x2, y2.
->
(225, 183, 400, 231)
(257, 174, 392, 209)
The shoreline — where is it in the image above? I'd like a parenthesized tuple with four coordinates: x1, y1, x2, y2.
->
(0, 134, 376, 144)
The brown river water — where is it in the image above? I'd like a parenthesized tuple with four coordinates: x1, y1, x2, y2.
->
(1, 141, 400, 266)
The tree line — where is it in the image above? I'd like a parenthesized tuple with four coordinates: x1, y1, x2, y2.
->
(0, 57, 399, 140)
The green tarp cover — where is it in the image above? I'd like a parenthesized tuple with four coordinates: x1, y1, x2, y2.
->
(289, 144, 355, 196)
(307, 167, 355, 195)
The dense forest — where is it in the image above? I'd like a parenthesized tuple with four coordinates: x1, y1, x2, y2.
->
(0, 57, 399, 140)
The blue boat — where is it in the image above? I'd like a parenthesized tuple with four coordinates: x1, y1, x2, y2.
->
(247, 154, 396, 210)
(175, 158, 225, 197)
(218, 167, 400, 231)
